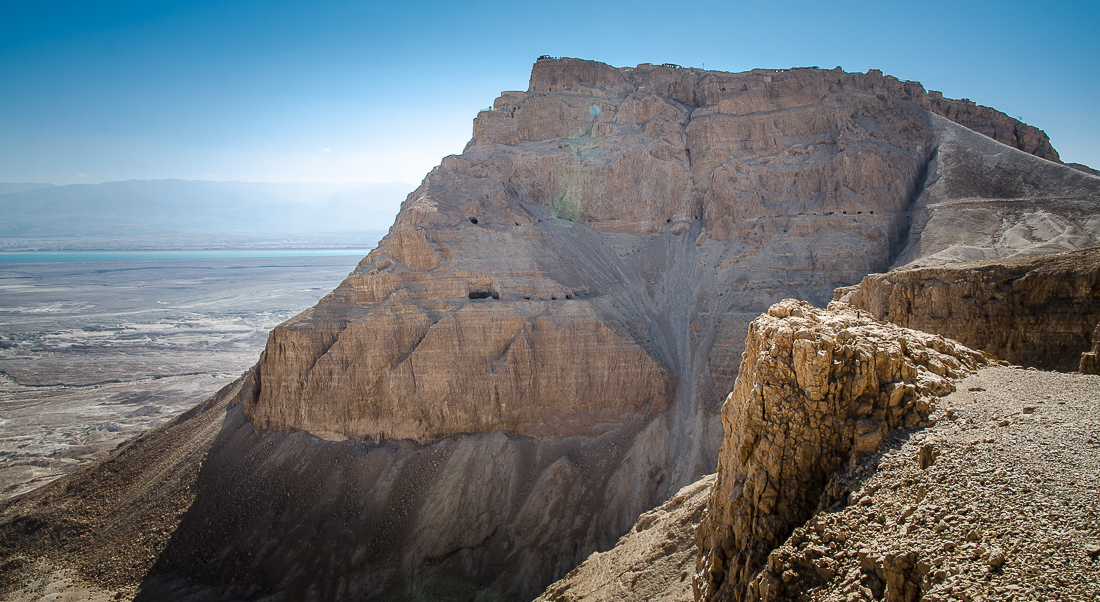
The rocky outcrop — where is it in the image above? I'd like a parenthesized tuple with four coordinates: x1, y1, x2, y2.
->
(250, 304, 674, 441)
(924, 93, 1059, 162)
(694, 299, 989, 602)
(838, 246, 1100, 369)
(183, 58, 1099, 599)
(1079, 322, 1100, 374)
(247, 59, 1100, 450)
(698, 367, 1100, 602)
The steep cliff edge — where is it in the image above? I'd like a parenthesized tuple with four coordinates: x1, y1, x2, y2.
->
(225, 59, 1099, 597)
(838, 246, 1100, 369)
(694, 299, 990, 602)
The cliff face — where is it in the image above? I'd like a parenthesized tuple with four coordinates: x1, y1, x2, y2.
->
(694, 300, 990, 602)
(839, 247, 1100, 369)
(222, 58, 1099, 599)
(247, 59, 1097, 449)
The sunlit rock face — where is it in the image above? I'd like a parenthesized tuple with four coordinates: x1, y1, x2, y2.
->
(165, 58, 1099, 599)
(247, 58, 1094, 448)
(694, 300, 990, 602)
(839, 246, 1100, 370)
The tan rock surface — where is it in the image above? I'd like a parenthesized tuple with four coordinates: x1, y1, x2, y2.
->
(839, 246, 1100, 369)
(247, 58, 1099, 452)
(536, 369, 1100, 602)
(1080, 322, 1100, 374)
(694, 299, 990, 602)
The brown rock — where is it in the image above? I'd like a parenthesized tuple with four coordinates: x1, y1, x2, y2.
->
(839, 247, 1100, 369)
(693, 299, 988, 602)
(249, 59, 1099, 453)
(1080, 321, 1100, 375)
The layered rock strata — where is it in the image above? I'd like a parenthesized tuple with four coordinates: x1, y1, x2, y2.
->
(248, 59, 1099, 451)
(838, 246, 1100, 369)
(701, 367, 1100, 602)
(694, 299, 990, 602)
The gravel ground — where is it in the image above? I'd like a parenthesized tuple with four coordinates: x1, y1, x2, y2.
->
(534, 366, 1100, 602)
(1, 364, 1096, 602)
(762, 366, 1100, 601)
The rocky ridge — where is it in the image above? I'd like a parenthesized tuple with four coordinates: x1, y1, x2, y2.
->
(734, 366, 1100, 602)
(837, 246, 1100, 370)
(694, 299, 991, 602)
(546, 365, 1100, 602)
(248, 59, 1099, 449)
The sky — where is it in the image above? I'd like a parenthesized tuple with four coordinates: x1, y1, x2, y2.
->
(2, 0, 1098, 186)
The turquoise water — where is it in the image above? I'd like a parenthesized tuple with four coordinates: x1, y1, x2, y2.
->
(0, 249, 374, 262)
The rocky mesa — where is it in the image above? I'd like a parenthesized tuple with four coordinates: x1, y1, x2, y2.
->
(2, 57, 1100, 602)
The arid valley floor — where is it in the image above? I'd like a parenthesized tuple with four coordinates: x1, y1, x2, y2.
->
(0, 255, 364, 499)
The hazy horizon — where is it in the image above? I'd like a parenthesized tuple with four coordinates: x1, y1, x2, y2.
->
(0, 178, 416, 191)
(0, 179, 416, 239)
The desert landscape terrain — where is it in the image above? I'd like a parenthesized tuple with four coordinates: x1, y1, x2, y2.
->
(0, 58, 1098, 602)
(0, 254, 364, 499)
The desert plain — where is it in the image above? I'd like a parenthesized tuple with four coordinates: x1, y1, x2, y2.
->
(0, 254, 364, 499)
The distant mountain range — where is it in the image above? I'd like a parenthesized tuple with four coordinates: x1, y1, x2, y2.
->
(0, 179, 414, 237)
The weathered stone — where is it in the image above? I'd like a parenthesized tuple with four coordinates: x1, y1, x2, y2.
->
(694, 299, 988, 602)
(6, 57, 1094, 602)
(839, 247, 1100, 370)
(1080, 322, 1100, 375)
(247, 59, 1100, 449)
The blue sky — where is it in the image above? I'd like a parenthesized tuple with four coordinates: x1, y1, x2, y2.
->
(2, 0, 1097, 185)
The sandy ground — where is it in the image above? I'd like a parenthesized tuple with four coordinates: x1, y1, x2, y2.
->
(0, 255, 363, 499)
